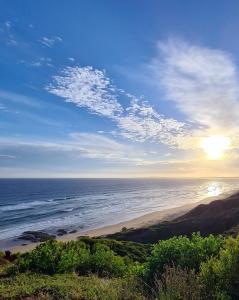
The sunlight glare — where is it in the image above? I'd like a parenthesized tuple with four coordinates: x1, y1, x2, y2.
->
(201, 135, 231, 160)
(206, 182, 222, 197)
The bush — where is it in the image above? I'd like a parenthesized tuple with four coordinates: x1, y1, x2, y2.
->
(17, 240, 60, 274)
(15, 240, 131, 277)
(200, 235, 239, 299)
(57, 241, 90, 273)
(17, 240, 90, 274)
(89, 244, 129, 277)
(154, 266, 204, 300)
(79, 237, 152, 263)
(145, 233, 223, 282)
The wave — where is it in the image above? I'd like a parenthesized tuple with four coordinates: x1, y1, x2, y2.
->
(60, 208, 74, 212)
(0, 213, 87, 240)
(0, 200, 52, 212)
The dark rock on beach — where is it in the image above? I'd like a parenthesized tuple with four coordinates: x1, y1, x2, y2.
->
(18, 231, 56, 243)
(57, 229, 68, 236)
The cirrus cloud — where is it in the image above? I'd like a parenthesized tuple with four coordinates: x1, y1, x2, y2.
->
(153, 38, 239, 133)
(47, 65, 188, 147)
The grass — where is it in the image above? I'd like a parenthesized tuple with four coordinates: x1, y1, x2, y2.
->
(0, 273, 145, 300)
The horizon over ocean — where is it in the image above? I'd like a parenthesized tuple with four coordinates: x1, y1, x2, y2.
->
(1, 178, 239, 246)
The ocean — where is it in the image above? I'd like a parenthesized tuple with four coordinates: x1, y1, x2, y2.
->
(0, 178, 239, 243)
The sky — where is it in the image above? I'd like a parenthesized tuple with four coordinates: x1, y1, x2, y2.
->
(1, 0, 239, 178)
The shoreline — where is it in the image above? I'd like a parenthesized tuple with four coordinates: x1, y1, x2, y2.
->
(6, 190, 234, 254)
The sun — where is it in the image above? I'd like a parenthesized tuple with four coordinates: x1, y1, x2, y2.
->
(201, 135, 231, 160)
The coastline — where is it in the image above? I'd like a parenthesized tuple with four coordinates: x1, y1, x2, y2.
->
(7, 190, 234, 254)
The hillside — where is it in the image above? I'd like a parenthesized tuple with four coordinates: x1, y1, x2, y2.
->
(109, 192, 239, 243)
(1, 193, 239, 299)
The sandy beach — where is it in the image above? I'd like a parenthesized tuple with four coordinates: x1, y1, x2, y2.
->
(8, 190, 233, 254)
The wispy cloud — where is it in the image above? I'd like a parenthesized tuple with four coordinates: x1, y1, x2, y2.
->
(39, 36, 62, 48)
(0, 21, 18, 46)
(4, 21, 12, 28)
(0, 90, 42, 108)
(0, 103, 6, 110)
(0, 133, 154, 165)
(47, 66, 123, 118)
(47, 66, 188, 147)
(115, 97, 187, 146)
(19, 57, 53, 68)
(6, 34, 18, 46)
(0, 154, 16, 159)
(152, 38, 239, 133)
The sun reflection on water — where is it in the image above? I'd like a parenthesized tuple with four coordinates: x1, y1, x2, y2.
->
(206, 182, 222, 197)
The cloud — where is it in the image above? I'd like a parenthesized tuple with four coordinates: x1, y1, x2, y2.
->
(19, 57, 53, 68)
(0, 90, 42, 108)
(6, 34, 18, 46)
(0, 21, 20, 47)
(69, 132, 129, 160)
(47, 66, 188, 147)
(152, 38, 239, 133)
(47, 66, 123, 118)
(0, 133, 153, 165)
(115, 97, 187, 146)
(4, 21, 12, 28)
(0, 154, 15, 159)
(39, 36, 62, 48)
(0, 103, 6, 110)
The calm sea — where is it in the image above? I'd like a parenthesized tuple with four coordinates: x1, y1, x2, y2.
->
(0, 178, 239, 242)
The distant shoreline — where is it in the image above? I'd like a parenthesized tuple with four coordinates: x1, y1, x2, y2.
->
(6, 190, 234, 254)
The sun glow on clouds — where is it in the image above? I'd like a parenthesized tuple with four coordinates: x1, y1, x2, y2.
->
(45, 37, 239, 170)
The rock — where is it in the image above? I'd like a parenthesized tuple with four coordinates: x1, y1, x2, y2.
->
(18, 231, 56, 242)
(69, 229, 77, 234)
(57, 229, 68, 236)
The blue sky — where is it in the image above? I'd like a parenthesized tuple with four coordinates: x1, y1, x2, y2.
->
(1, 0, 239, 178)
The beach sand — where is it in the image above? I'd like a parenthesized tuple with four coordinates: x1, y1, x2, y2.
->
(7, 191, 234, 254)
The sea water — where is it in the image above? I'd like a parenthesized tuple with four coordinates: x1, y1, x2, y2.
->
(0, 178, 239, 242)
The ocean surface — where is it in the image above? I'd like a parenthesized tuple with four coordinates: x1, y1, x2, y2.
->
(0, 178, 239, 243)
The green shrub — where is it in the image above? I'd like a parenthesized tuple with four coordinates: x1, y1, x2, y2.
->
(89, 244, 129, 277)
(200, 235, 239, 299)
(17, 240, 90, 275)
(17, 240, 63, 274)
(145, 233, 223, 282)
(15, 239, 131, 277)
(79, 237, 152, 263)
(57, 241, 90, 273)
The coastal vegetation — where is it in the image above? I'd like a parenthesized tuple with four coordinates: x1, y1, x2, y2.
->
(1, 233, 239, 299)
(109, 192, 239, 243)
(2, 193, 239, 299)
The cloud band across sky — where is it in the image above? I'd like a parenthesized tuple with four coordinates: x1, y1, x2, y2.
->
(47, 63, 189, 148)
(1, 34, 239, 177)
